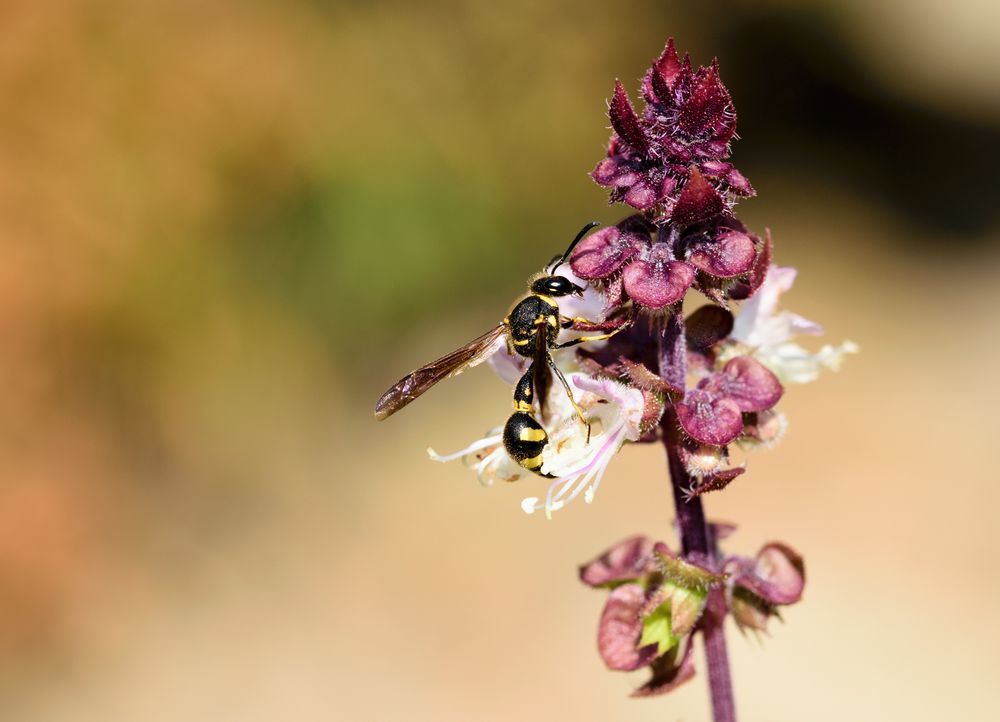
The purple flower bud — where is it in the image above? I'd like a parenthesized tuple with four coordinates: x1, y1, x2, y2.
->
(729, 229, 773, 300)
(627, 182, 661, 210)
(591, 39, 753, 218)
(643, 37, 684, 103)
(571, 223, 644, 280)
(702, 356, 784, 413)
(675, 389, 744, 446)
(676, 61, 736, 144)
(571, 211, 764, 311)
(725, 167, 754, 196)
(687, 227, 757, 278)
(627, 258, 695, 309)
(684, 305, 734, 351)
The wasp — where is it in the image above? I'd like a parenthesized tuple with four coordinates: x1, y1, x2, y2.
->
(374, 222, 632, 476)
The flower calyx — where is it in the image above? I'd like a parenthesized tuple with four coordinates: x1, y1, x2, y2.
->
(725, 542, 806, 635)
(580, 530, 806, 695)
(580, 536, 727, 696)
(570, 214, 763, 312)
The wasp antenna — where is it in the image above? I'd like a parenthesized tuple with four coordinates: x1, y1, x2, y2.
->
(550, 221, 599, 274)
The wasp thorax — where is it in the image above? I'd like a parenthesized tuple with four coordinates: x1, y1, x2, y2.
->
(530, 274, 584, 297)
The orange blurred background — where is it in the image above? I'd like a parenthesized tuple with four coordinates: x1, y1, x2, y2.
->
(2, 1, 999, 720)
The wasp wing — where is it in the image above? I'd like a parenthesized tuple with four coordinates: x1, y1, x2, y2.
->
(532, 329, 552, 421)
(374, 324, 507, 421)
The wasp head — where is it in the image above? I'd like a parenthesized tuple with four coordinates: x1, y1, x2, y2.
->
(531, 274, 585, 297)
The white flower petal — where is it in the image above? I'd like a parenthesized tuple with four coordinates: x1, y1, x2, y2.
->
(571, 375, 645, 441)
(732, 264, 856, 385)
(427, 433, 503, 463)
(755, 339, 859, 384)
(732, 266, 792, 343)
(487, 346, 529, 385)
(786, 311, 824, 337)
(579, 433, 620, 505)
(817, 340, 860, 371)
(474, 447, 508, 486)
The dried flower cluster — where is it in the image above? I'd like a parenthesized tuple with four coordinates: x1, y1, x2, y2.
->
(579, 531, 804, 695)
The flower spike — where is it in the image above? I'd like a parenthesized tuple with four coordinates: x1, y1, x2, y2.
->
(378, 37, 853, 721)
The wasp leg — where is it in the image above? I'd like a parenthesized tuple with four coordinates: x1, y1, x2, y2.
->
(546, 354, 591, 443)
(559, 314, 635, 331)
(560, 315, 594, 328)
(553, 318, 633, 349)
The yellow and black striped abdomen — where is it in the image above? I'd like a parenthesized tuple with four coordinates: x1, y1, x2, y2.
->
(503, 412, 551, 476)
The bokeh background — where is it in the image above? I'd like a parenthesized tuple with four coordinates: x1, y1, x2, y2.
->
(2, 1, 999, 720)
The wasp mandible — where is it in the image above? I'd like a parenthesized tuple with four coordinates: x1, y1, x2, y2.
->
(374, 222, 632, 476)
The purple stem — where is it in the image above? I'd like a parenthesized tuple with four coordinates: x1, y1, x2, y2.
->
(662, 408, 737, 722)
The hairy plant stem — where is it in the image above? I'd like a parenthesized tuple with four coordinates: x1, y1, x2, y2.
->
(661, 408, 737, 722)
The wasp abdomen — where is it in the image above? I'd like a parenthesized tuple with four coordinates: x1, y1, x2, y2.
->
(503, 412, 551, 476)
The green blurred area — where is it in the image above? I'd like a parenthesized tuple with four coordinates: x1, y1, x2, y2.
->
(1, 0, 999, 720)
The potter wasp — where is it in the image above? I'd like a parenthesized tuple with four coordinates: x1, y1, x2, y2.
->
(374, 222, 631, 476)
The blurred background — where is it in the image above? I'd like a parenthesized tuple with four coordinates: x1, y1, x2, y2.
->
(2, 0, 998, 720)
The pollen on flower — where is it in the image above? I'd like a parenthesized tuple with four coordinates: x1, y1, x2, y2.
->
(683, 445, 724, 477)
